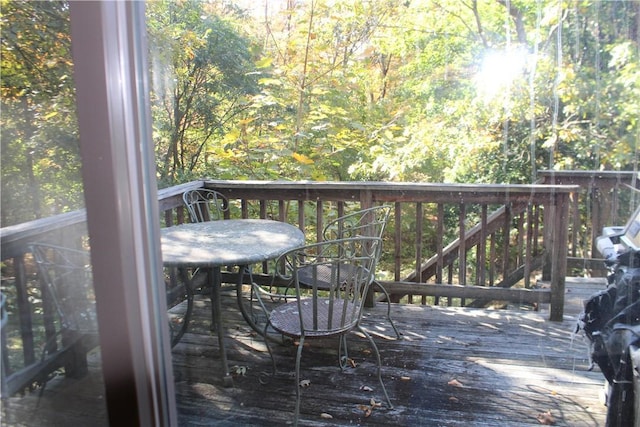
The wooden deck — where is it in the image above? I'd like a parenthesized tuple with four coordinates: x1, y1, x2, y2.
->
(1, 277, 609, 426)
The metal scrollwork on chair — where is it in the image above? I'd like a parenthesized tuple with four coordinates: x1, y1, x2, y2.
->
(182, 188, 229, 223)
(30, 243, 97, 380)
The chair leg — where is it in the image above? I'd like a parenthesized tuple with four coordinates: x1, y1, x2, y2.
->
(171, 268, 194, 347)
(358, 325, 393, 409)
(238, 269, 289, 346)
(338, 334, 349, 370)
(262, 321, 277, 376)
(378, 283, 401, 339)
(209, 269, 217, 332)
(294, 335, 305, 427)
(62, 329, 88, 378)
(236, 265, 259, 327)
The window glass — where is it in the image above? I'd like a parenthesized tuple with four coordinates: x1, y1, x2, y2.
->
(2, 0, 639, 425)
(1, 1, 107, 424)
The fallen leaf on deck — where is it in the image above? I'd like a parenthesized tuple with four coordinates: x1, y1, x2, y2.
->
(400, 376, 411, 381)
(357, 405, 373, 418)
(357, 398, 381, 418)
(447, 379, 463, 387)
(536, 410, 555, 425)
(347, 358, 357, 368)
(320, 413, 333, 419)
(449, 396, 459, 403)
(360, 385, 374, 392)
(299, 379, 311, 388)
(230, 365, 247, 376)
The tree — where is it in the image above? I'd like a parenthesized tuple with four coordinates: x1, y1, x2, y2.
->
(171, 0, 637, 185)
(549, 0, 640, 172)
(224, 0, 403, 181)
(146, 0, 260, 186)
(1, 1, 81, 226)
(2, 0, 638, 226)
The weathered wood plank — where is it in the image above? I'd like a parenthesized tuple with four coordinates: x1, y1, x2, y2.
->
(381, 281, 552, 304)
(1, 279, 608, 426)
(170, 282, 606, 426)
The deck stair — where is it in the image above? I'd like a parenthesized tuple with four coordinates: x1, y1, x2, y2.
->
(392, 202, 534, 304)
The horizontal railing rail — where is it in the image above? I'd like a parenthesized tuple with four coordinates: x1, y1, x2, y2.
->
(1, 178, 579, 397)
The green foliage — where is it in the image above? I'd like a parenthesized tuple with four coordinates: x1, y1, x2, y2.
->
(198, 0, 638, 185)
(147, 0, 260, 186)
(1, 0, 638, 227)
(1, 0, 82, 226)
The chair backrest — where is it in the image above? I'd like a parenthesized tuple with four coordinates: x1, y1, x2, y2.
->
(277, 236, 381, 335)
(323, 205, 391, 240)
(182, 189, 229, 223)
(322, 205, 391, 260)
(31, 243, 96, 333)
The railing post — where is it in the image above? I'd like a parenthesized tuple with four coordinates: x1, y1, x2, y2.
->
(360, 190, 375, 308)
(14, 255, 36, 367)
(549, 192, 570, 321)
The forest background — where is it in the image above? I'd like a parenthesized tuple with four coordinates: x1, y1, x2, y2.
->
(1, 0, 639, 227)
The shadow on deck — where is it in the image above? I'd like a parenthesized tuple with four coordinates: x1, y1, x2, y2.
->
(1, 278, 608, 426)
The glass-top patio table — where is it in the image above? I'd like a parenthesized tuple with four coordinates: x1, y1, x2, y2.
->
(161, 219, 305, 386)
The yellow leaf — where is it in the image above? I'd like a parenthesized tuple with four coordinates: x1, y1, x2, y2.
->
(238, 118, 255, 126)
(447, 379, 463, 387)
(292, 152, 314, 165)
(255, 57, 273, 68)
(43, 111, 58, 120)
(357, 405, 372, 417)
(536, 410, 555, 425)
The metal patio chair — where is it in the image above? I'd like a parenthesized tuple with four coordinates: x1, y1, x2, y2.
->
(253, 237, 393, 426)
(300, 205, 400, 339)
(31, 243, 97, 378)
(172, 189, 231, 344)
(182, 188, 229, 223)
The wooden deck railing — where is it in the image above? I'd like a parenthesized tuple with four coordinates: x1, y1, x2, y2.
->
(199, 180, 574, 319)
(538, 170, 639, 273)
(0, 178, 582, 397)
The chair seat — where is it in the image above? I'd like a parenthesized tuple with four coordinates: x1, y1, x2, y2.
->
(270, 298, 357, 338)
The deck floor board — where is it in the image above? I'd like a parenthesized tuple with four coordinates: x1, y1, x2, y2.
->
(1, 278, 610, 426)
